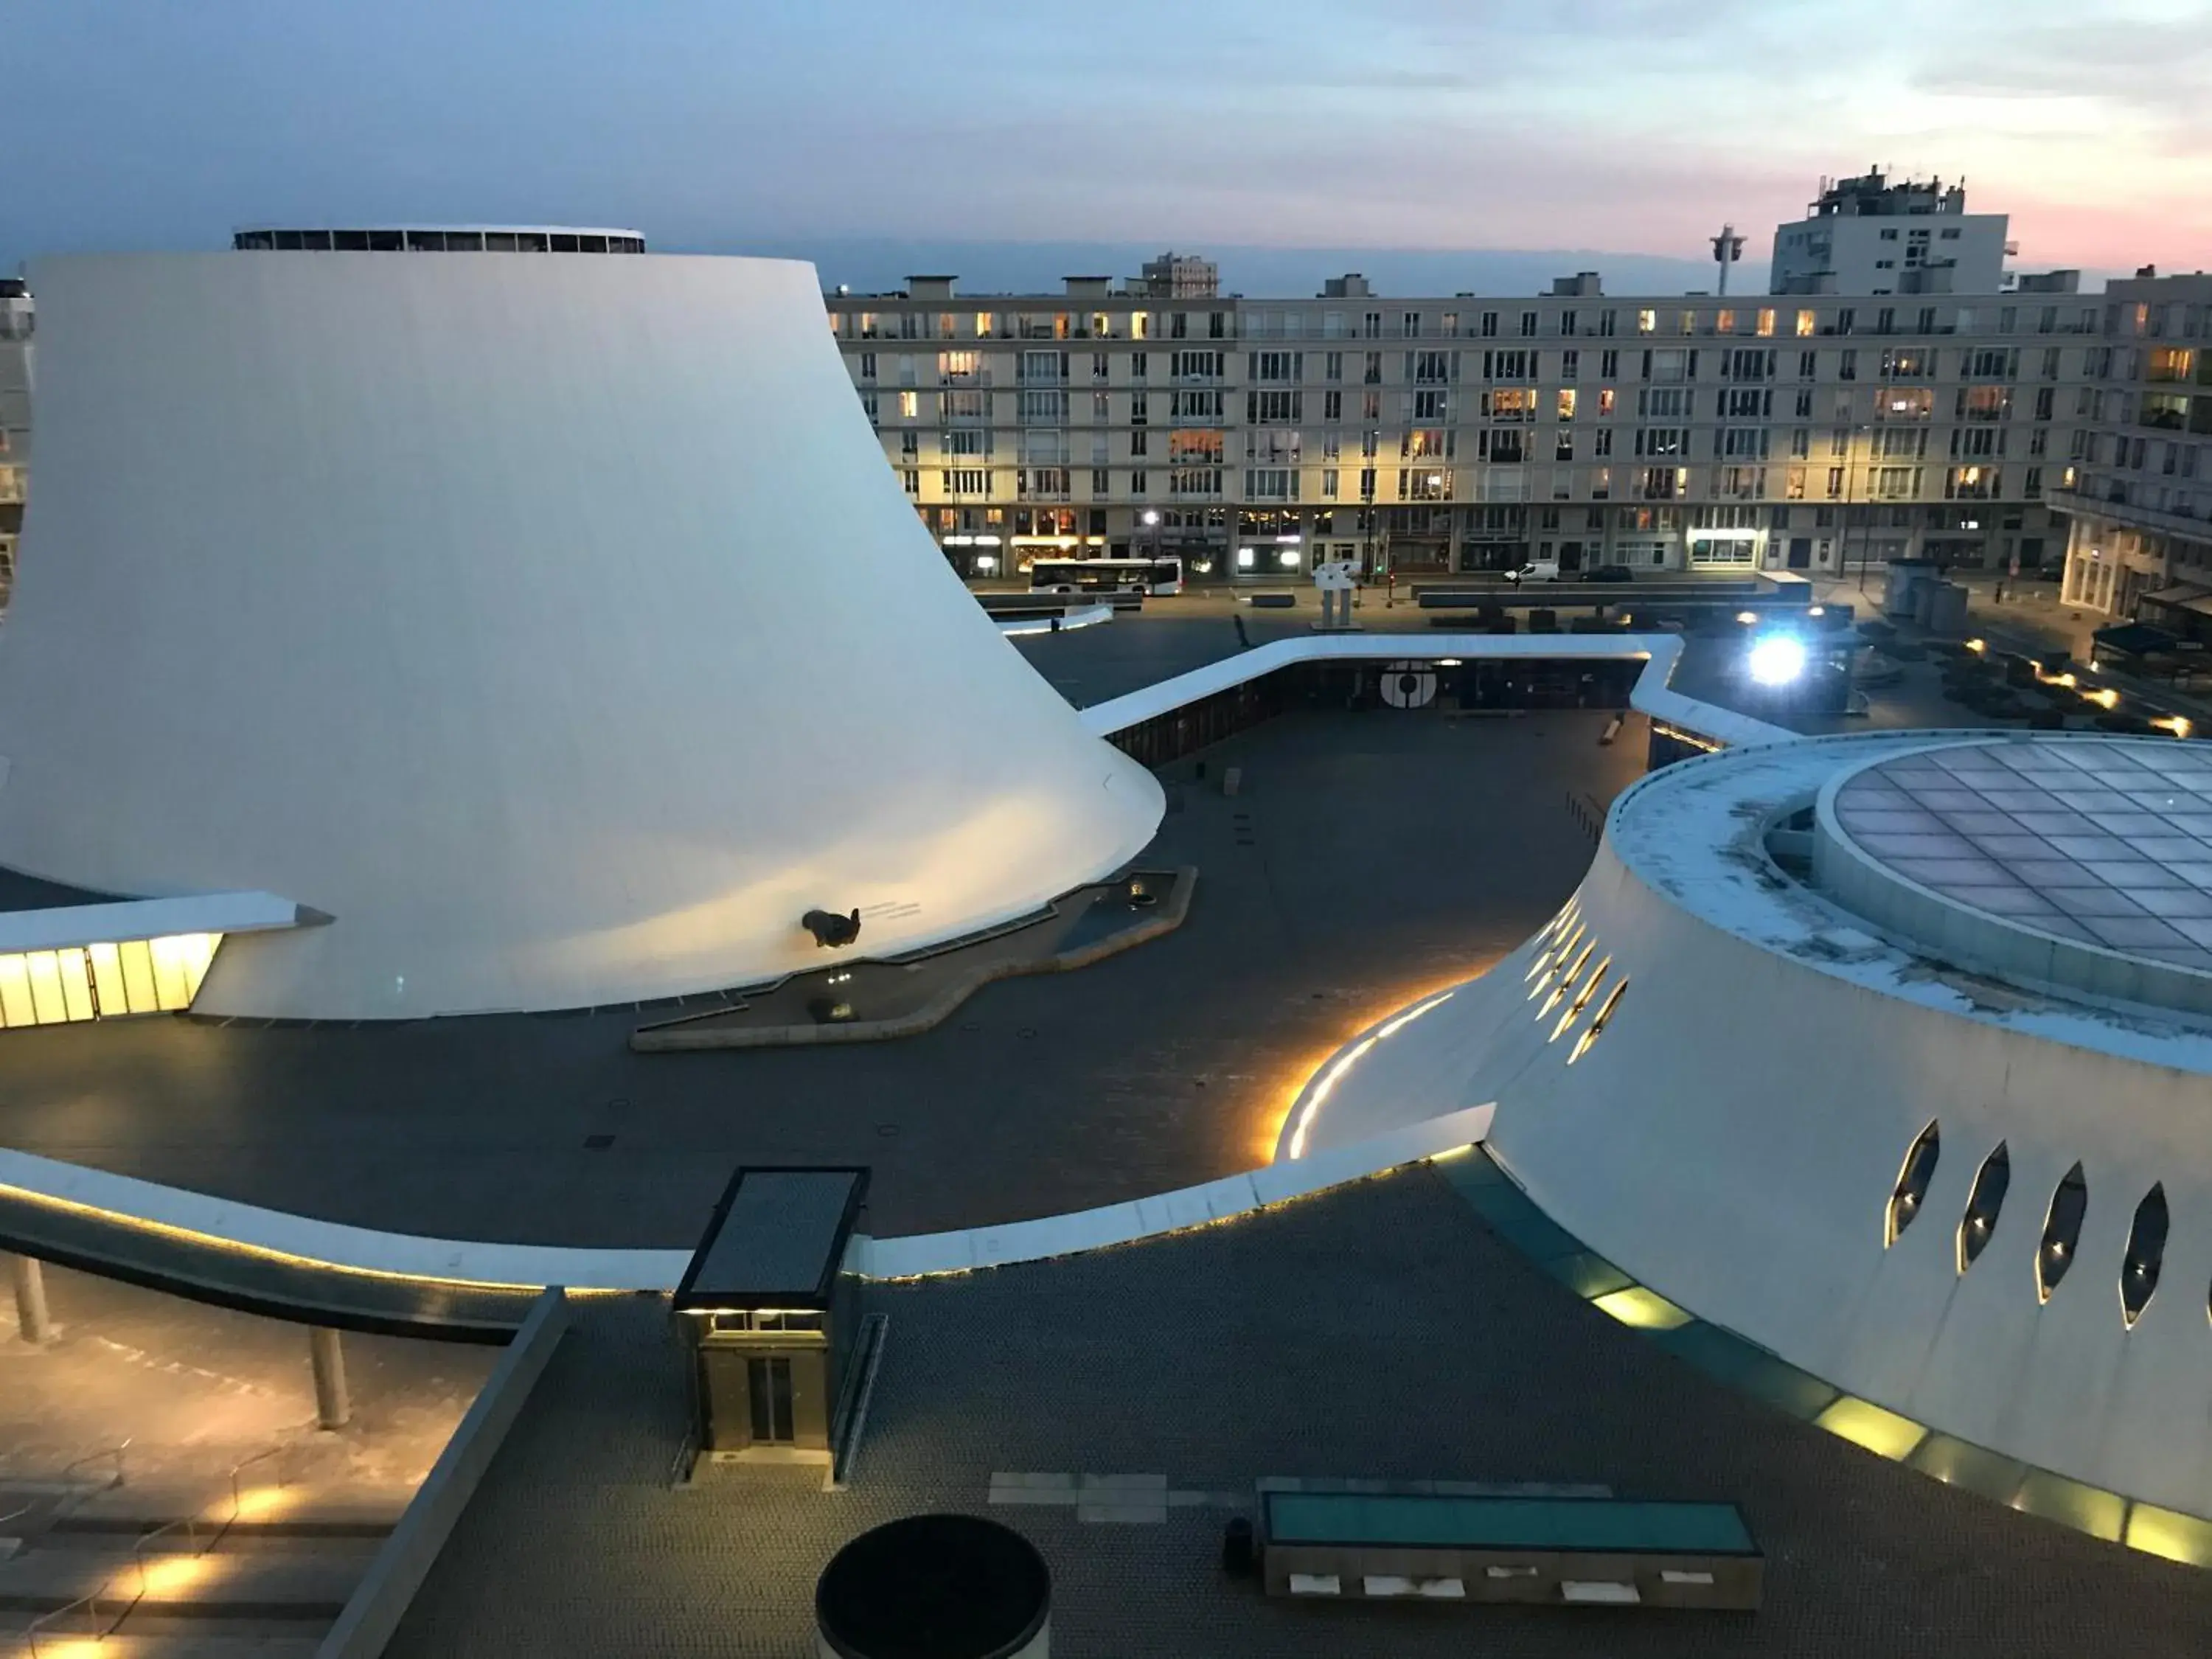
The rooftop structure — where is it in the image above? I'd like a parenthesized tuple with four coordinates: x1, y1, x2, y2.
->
(1771, 170, 2010, 297)
(1139, 249, 1217, 298)
(233, 225, 647, 252)
(1298, 729, 2212, 1523)
(0, 251, 1160, 1019)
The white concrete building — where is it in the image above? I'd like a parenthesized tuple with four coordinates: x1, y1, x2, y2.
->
(1295, 728, 2212, 1531)
(1770, 171, 2011, 298)
(0, 244, 1161, 1020)
(832, 274, 2087, 584)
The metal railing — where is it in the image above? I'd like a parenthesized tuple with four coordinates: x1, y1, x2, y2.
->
(56, 1439, 130, 1491)
(24, 1438, 294, 1656)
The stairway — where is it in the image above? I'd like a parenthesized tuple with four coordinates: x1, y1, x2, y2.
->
(0, 1475, 409, 1656)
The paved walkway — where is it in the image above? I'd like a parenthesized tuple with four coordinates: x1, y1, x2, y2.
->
(386, 1169, 2212, 1658)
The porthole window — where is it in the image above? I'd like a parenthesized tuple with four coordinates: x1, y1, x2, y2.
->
(1566, 978, 1627, 1065)
(2121, 1183, 2168, 1329)
(2035, 1162, 2087, 1306)
(1885, 1121, 1939, 1248)
(1957, 1143, 2009, 1274)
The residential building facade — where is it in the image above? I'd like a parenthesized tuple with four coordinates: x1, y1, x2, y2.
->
(2059, 272, 2212, 640)
(1770, 171, 2011, 297)
(830, 271, 2087, 585)
(0, 279, 29, 604)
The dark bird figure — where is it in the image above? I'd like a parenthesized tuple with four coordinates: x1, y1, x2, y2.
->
(802, 908, 863, 948)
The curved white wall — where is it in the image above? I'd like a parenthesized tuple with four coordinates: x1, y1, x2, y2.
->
(1303, 734, 2212, 1520)
(0, 254, 1161, 1018)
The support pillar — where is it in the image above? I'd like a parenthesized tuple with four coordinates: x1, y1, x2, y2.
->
(310, 1327, 351, 1430)
(10, 1253, 52, 1344)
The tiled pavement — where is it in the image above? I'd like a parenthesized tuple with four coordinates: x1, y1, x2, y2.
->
(387, 1168, 2212, 1658)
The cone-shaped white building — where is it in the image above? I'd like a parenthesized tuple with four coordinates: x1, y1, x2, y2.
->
(0, 251, 1162, 1019)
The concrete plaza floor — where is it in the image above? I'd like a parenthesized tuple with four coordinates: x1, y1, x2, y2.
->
(389, 1169, 2212, 1659)
(0, 698, 1643, 1245)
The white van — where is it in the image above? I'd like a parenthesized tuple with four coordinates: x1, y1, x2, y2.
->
(1506, 560, 1562, 584)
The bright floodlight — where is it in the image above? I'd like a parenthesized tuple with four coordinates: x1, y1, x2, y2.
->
(1747, 633, 1809, 686)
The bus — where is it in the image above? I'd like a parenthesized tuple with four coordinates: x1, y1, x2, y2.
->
(1029, 557, 1184, 597)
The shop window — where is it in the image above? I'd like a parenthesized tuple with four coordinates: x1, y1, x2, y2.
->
(1957, 1143, 2009, 1273)
(2121, 1183, 2168, 1329)
(1885, 1121, 1940, 1247)
(2036, 1162, 2088, 1305)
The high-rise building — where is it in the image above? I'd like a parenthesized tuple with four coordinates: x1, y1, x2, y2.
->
(1770, 170, 2012, 297)
(1138, 250, 1217, 298)
(831, 271, 2085, 585)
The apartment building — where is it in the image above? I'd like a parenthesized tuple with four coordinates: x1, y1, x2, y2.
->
(1770, 171, 2011, 297)
(0, 279, 30, 604)
(830, 271, 2088, 584)
(2058, 271, 2212, 638)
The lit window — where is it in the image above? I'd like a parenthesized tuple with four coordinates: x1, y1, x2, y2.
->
(2121, 1183, 2168, 1329)
(898, 391, 919, 419)
(1535, 939, 1595, 1022)
(1885, 1122, 1940, 1246)
(1636, 309, 1656, 335)
(2035, 1162, 2088, 1304)
(1795, 310, 1816, 338)
(1957, 1142, 2009, 1273)
(1551, 956, 1611, 1043)
(1756, 309, 1775, 338)
(1566, 978, 1627, 1065)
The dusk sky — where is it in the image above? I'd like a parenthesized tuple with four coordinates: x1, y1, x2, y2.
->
(9, 0, 2209, 291)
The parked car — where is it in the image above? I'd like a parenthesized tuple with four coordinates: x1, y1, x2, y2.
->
(1585, 563, 1636, 584)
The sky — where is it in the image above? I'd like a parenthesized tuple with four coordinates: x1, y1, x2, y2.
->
(6, 0, 2210, 293)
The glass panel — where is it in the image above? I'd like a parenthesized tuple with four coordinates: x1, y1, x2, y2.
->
(0, 956, 31, 1027)
(1885, 1122, 1940, 1245)
(1957, 1142, 2009, 1273)
(24, 952, 66, 1025)
(118, 938, 157, 1013)
(58, 949, 94, 1022)
(2036, 1162, 2088, 1304)
(148, 933, 218, 1009)
(87, 942, 126, 1015)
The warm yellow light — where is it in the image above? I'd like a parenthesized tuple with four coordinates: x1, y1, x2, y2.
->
(2126, 1503, 2212, 1566)
(230, 1484, 294, 1522)
(1815, 1397, 1928, 1461)
(2153, 714, 2193, 739)
(2089, 688, 2121, 710)
(1592, 1287, 1691, 1330)
(1965, 639, 1986, 653)
(1284, 990, 1456, 1159)
(137, 1551, 226, 1599)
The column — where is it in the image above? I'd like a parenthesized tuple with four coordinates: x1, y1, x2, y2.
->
(10, 1253, 52, 1344)
(310, 1327, 351, 1430)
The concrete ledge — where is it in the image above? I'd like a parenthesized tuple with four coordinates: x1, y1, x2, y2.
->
(319, 1287, 571, 1658)
(848, 1102, 1494, 1281)
(630, 866, 1197, 1052)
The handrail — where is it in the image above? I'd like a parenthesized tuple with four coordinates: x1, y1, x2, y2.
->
(56, 1439, 129, 1490)
(24, 1436, 294, 1654)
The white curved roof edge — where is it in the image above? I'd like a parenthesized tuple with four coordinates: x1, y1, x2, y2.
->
(848, 1102, 1494, 1280)
(1076, 632, 1798, 751)
(0, 1103, 1492, 1295)
(232, 225, 647, 239)
(996, 603, 1114, 637)
(0, 890, 307, 955)
(0, 1147, 693, 1292)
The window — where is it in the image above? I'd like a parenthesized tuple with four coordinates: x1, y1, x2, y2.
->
(937, 350, 978, 380)
(858, 352, 877, 380)
(1251, 350, 1302, 382)
(1600, 349, 1619, 380)
(1019, 349, 1067, 383)
(1248, 389, 1303, 422)
(1721, 348, 1770, 381)
(1717, 388, 1769, 418)
(1521, 311, 1538, 337)
(1593, 429, 1614, 457)
(1171, 350, 1225, 380)
(898, 391, 919, 419)
(1018, 389, 1068, 422)
(942, 468, 988, 495)
(1637, 387, 1691, 418)
(1413, 391, 1449, 420)
(1879, 349, 1931, 380)
(1324, 350, 1343, 381)
(2121, 1184, 2167, 1329)
(1480, 311, 1498, 338)
(1170, 389, 1223, 420)
(1957, 1143, 2009, 1273)
(1411, 349, 1452, 383)
(1757, 309, 1775, 338)
(1557, 389, 1577, 422)
(2035, 1161, 2087, 1304)
(1795, 309, 1817, 338)
(1128, 428, 1147, 457)
(1561, 349, 1579, 380)
(1245, 467, 1298, 499)
(1566, 978, 1627, 1063)
(1637, 308, 1657, 335)
(1363, 352, 1383, 384)
(1555, 431, 1574, 462)
(1209, 312, 1227, 338)
(1130, 391, 1148, 422)
(899, 430, 919, 458)
(1643, 349, 1690, 382)
(1717, 428, 1770, 459)
(1484, 349, 1534, 381)
(1323, 389, 1343, 421)
(1838, 350, 1857, 381)
(1364, 311, 1382, 338)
